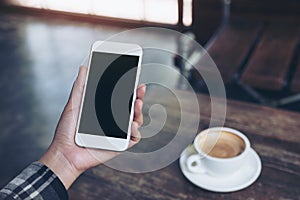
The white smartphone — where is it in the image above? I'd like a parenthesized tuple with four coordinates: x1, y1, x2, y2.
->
(75, 41, 143, 151)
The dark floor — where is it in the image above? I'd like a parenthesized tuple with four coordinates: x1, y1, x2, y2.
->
(1, 10, 300, 190)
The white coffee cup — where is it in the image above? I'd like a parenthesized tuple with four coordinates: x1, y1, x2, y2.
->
(186, 127, 251, 177)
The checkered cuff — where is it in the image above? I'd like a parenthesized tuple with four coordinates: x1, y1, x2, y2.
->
(0, 161, 68, 200)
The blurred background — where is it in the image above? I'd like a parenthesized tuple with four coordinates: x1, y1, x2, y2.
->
(0, 0, 299, 192)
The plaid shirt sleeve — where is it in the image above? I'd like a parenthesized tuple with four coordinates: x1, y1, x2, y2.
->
(0, 162, 68, 200)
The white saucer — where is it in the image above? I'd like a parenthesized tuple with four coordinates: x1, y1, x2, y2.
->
(179, 145, 262, 192)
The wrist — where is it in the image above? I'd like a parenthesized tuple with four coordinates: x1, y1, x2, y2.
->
(39, 145, 81, 189)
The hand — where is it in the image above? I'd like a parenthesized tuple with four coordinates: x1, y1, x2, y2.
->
(40, 66, 146, 189)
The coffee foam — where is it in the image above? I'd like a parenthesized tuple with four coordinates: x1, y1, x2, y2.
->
(198, 131, 245, 158)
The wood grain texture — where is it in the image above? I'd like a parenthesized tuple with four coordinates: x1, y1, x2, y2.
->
(69, 86, 300, 199)
(241, 23, 299, 90)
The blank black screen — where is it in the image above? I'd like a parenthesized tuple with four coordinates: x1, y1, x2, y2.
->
(78, 52, 139, 138)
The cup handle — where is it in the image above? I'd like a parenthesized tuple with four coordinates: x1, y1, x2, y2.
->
(186, 154, 206, 174)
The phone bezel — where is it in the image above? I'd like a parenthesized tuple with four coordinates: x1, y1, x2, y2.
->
(75, 41, 142, 151)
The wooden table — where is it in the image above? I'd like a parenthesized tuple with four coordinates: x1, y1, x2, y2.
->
(69, 86, 300, 199)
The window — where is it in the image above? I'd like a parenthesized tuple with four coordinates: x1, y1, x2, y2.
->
(8, 0, 192, 26)
(183, 0, 192, 26)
